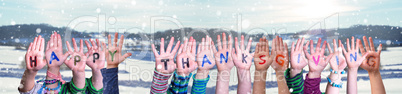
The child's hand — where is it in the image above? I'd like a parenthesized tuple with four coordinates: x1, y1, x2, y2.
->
(85, 39, 106, 71)
(328, 39, 347, 72)
(290, 38, 308, 72)
(341, 37, 367, 71)
(151, 37, 180, 74)
(25, 35, 46, 72)
(176, 37, 198, 76)
(45, 32, 68, 68)
(303, 38, 330, 78)
(232, 35, 254, 70)
(196, 36, 216, 71)
(65, 38, 87, 72)
(213, 33, 234, 72)
(105, 33, 132, 68)
(253, 37, 273, 71)
(359, 36, 382, 73)
(271, 36, 289, 72)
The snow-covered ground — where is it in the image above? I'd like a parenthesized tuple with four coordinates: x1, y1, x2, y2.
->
(1, 46, 402, 94)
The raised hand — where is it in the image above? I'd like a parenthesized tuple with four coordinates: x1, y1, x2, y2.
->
(85, 39, 106, 70)
(303, 38, 330, 78)
(359, 36, 382, 72)
(328, 39, 347, 73)
(254, 37, 273, 71)
(106, 33, 132, 68)
(232, 35, 254, 70)
(342, 37, 367, 71)
(290, 38, 308, 76)
(271, 36, 289, 72)
(25, 35, 46, 72)
(65, 38, 87, 89)
(176, 37, 198, 76)
(84, 39, 106, 90)
(358, 36, 385, 94)
(65, 38, 87, 72)
(213, 33, 234, 72)
(151, 37, 180, 74)
(196, 36, 216, 72)
(45, 32, 68, 68)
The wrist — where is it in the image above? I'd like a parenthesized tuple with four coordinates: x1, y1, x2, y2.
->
(348, 67, 359, 72)
(47, 66, 60, 75)
(195, 70, 209, 79)
(106, 64, 118, 69)
(289, 68, 302, 77)
(308, 71, 321, 78)
(368, 70, 381, 77)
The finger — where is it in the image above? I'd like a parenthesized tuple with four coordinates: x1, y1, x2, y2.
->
(377, 44, 383, 54)
(166, 37, 174, 53)
(197, 41, 202, 54)
(114, 32, 118, 47)
(352, 36, 355, 50)
(310, 40, 314, 54)
(28, 43, 33, 52)
(291, 42, 295, 53)
(279, 37, 283, 51)
(151, 44, 159, 57)
(121, 53, 132, 60)
(222, 33, 227, 49)
(266, 38, 270, 54)
(356, 39, 361, 53)
(304, 40, 311, 57)
(102, 42, 106, 52)
(246, 37, 252, 52)
(52, 32, 57, 48)
(66, 41, 73, 52)
(234, 37, 240, 54)
(295, 38, 300, 51)
(46, 39, 50, 50)
(191, 38, 197, 54)
(255, 43, 260, 52)
(347, 38, 351, 52)
(96, 39, 101, 50)
(299, 38, 305, 51)
(363, 36, 370, 52)
(333, 39, 337, 52)
(160, 38, 165, 54)
(119, 35, 124, 50)
(211, 40, 217, 54)
(49, 34, 54, 48)
(217, 35, 222, 50)
(284, 43, 288, 53)
(358, 38, 366, 54)
(207, 36, 211, 50)
(369, 37, 374, 51)
(241, 35, 245, 50)
(171, 41, 181, 55)
(72, 38, 78, 52)
(90, 39, 96, 48)
(228, 34, 233, 51)
(108, 34, 112, 48)
(33, 37, 37, 50)
(316, 38, 322, 53)
(201, 38, 205, 51)
(321, 41, 327, 55)
(177, 43, 184, 54)
(57, 34, 62, 50)
(183, 38, 188, 52)
(341, 44, 347, 57)
(80, 39, 84, 53)
(327, 42, 333, 53)
(272, 37, 276, 51)
(40, 38, 45, 52)
(85, 40, 91, 51)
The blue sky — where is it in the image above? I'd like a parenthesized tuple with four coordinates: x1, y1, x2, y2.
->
(0, 0, 401, 33)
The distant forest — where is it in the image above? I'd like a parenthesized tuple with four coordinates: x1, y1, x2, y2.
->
(1, 24, 401, 47)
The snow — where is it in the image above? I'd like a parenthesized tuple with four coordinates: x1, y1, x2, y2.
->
(0, 46, 402, 93)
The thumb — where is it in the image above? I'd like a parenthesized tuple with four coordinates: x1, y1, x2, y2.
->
(121, 53, 132, 60)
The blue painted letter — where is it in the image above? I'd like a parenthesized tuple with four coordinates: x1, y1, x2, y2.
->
(202, 55, 212, 67)
(220, 52, 229, 64)
(50, 51, 59, 64)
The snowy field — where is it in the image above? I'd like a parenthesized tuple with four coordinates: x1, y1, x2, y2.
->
(1, 45, 402, 94)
